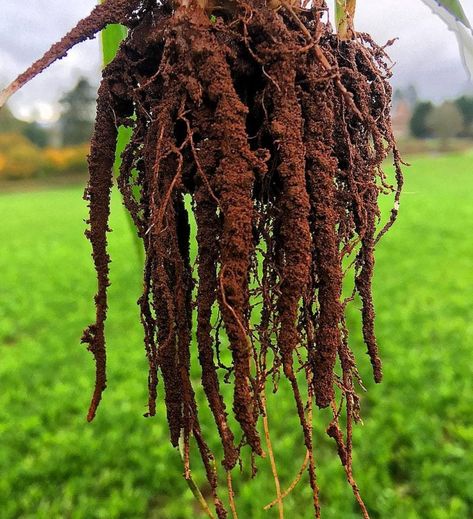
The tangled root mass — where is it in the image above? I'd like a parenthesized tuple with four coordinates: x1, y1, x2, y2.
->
(4, 1, 403, 517)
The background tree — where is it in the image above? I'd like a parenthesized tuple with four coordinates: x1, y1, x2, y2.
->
(0, 104, 50, 147)
(427, 101, 463, 144)
(0, 105, 26, 134)
(23, 121, 49, 148)
(455, 95, 473, 136)
(58, 77, 96, 145)
(410, 101, 434, 138)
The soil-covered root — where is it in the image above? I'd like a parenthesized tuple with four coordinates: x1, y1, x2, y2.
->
(81, 75, 117, 422)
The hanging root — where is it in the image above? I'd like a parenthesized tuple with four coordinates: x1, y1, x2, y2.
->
(194, 116, 239, 469)
(0, 0, 141, 108)
(302, 64, 344, 409)
(4, 1, 403, 517)
(81, 74, 117, 422)
(261, 391, 284, 519)
(184, 16, 264, 455)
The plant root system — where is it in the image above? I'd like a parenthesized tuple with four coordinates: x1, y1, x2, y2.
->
(1, 1, 403, 517)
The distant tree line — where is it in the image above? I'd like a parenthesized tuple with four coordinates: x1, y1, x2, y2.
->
(0, 78, 95, 180)
(0, 76, 95, 148)
(410, 96, 473, 141)
(0, 105, 50, 148)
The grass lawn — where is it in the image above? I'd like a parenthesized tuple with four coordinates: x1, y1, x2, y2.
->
(1, 153, 472, 518)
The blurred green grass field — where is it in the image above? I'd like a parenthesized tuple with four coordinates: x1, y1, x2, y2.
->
(1, 154, 473, 519)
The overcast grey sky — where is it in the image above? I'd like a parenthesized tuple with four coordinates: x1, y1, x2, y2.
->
(1, 0, 472, 122)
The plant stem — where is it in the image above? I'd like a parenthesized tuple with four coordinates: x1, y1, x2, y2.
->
(336, 0, 357, 39)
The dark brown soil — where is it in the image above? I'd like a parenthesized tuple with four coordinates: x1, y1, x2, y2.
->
(3, 1, 403, 517)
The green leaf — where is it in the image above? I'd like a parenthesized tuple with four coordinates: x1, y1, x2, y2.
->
(100, 21, 131, 181)
(421, 0, 473, 79)
(421, 0, 471, 28)
(101, 23, 128, 66)
(431, 0, 471, 27)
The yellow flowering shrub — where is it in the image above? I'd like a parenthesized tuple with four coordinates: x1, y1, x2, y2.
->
(43, 144, 89, 175)
(0, 133, 43, 179)
(0, 135, 89, 180)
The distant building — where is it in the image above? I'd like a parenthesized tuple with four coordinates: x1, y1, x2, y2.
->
(391, 86, 417, 138)
(392, 99, 412, 138)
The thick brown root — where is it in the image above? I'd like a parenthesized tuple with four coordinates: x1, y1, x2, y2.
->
(0, 0, 140, 108)
(81, 73, 117, 422)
